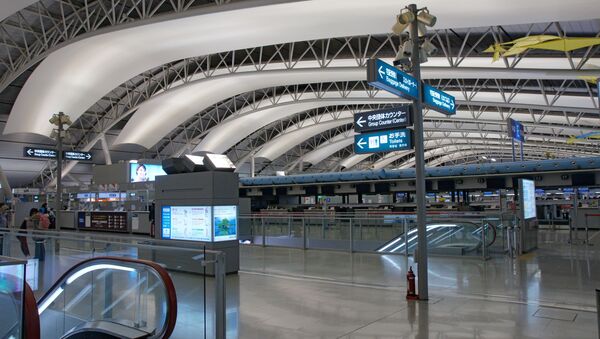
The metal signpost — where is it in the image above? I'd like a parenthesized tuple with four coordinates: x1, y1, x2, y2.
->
(354, 106, 412, 133)
(354, 129, 413, 154)
(362, 4, 452, 300)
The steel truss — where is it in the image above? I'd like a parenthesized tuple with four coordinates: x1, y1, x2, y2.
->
(9, 21, 596, 187)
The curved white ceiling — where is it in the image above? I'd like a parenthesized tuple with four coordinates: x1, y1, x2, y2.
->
(114, 59, 600, 148)
(5, 0, 600, 137)
(194, 96, 406, 153)
(254, 118, 353, 161)
(194, 89, 599, 155)
(0, 0, 37, 21)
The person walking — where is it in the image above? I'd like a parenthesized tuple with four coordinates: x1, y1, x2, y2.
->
(18, 208, 38, 257)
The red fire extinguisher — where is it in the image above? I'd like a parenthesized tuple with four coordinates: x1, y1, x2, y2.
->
(406, 266, 418, 300)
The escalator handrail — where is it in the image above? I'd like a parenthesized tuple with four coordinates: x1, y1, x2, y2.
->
(23, 282, 40, 339)
(35, 256, 177, 339)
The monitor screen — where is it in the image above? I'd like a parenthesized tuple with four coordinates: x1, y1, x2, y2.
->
(130, 163, 167, 182)
(521, 179, 536, 219)
(161, 206, 212, 242)
(213, 205, 237, 242)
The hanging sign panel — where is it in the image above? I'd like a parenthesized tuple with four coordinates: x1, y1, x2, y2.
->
(422, 84, 456, 115)
(354, 106, 412, 133)
(354, 129, 413, 154)
(366, 59, 419, 100)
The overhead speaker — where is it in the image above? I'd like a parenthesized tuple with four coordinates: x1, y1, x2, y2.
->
(162, 157, 195, 174)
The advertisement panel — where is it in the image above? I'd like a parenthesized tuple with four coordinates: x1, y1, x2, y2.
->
(161, 205, 212, 242)
(130, 163, 167, 182)
(213, 205, 238, 242)
(521, 179, 536, 219)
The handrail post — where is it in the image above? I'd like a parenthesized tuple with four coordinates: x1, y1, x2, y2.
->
(349, 218, 353, 253)
(302, 217, 307, 250)
(482, 223, 488, 261)
(404, 219, 408, 257)
(261, 217, 266, 247)
(215, 252, 226, 339)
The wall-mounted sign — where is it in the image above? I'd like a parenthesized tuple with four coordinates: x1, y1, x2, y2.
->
(423, 84, 456, 115)
(507, 118, 525, 142)
(354, 129, 413, 154)
(366, 59, 419, 100)
(354, 106, 412, 133)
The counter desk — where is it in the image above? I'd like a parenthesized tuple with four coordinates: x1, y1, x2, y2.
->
(57, 210, 152, 235)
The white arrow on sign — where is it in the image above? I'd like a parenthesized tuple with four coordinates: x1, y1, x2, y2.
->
(378, 66, 385, 78)
(450, 99, 455, 110)
(356, 116, 366, 128)
(86, 153, 91, 160)
(27, 149, 33, 155)
(357, 138, 366, 149)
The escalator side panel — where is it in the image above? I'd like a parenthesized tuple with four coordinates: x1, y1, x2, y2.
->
(24, 282, 40, 339)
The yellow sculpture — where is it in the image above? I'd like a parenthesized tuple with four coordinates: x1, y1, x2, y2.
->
(484, 35, 600, 62)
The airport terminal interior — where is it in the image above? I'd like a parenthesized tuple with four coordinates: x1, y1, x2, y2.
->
(1, 0, 600, 338)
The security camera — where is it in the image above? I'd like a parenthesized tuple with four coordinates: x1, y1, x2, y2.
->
(421, 39, 438, 56)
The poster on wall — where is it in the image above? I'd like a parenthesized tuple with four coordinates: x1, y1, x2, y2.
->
(130, 163, 167, 182)
(520, 179, 536, 219)
(213, 205, 238, 242)
(161, 206, 212, 241)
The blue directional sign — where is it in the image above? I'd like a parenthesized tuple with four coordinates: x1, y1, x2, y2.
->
(354, 129, 413, 154)
(423, 84, 456, 115)
(367, 59, 419, 100)
(354, 106, 412, 133)
(507, 118, 525, 142)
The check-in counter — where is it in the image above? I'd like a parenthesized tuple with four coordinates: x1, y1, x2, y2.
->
(59, 210, 152, 235)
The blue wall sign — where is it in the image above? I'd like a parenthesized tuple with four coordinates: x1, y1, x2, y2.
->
(507, 118, 525, 142)
(354, 129, 413, 154)
(422, 84, 456, 115)
(367, 59, 419, 100)
(354, 106, 412, 133)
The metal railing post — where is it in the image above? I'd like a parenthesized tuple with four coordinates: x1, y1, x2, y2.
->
(288, 216, 292, 237)
(215, 252, 226, 339)
(404, 220, 408, 257)
(261, 218, 266, 247)
(481, 223, 488, 261)
(302, 217, 307, 250)
(349, 218, 353, 253)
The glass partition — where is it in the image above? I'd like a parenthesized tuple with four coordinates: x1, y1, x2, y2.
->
(0, 256, 26, 339)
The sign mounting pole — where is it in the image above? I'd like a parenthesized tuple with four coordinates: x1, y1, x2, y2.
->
(56, 112, 64, 230)
(408, 3, 428, 300)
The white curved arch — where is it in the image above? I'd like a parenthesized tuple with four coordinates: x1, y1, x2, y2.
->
(193, 88, 598, 155)
(254, 118, 353, 160)
(0, 1, 37, 22)
(194, 95, 406, 153)
(5, 0, 600, 136)
(113, 61, 600, 148)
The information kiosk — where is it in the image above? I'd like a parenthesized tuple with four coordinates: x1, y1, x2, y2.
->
(153, 166, 239, 274)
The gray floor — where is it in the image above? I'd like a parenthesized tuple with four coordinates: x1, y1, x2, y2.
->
(226, 233, 599, 339)
(7, 231, 600, 338)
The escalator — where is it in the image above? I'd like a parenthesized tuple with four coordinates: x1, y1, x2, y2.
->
(376, 222, 497, 255)
(23, 257, 177, 339)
